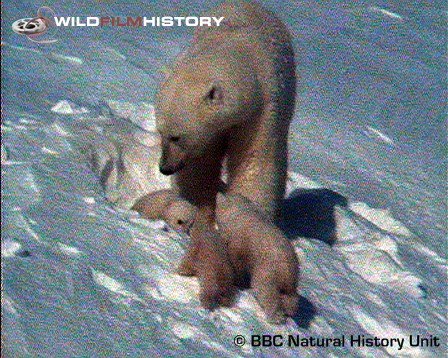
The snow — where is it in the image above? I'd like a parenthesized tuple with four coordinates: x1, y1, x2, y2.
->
(51, 100, 89, 115)
(1, 240, 24, 258)
(2, 1, 446, 357)
(368, 7, 404, 22)
(364, 126, 395, 146)
(348, 201, 412, 237)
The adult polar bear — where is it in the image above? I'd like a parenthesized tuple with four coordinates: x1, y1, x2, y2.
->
(152, 0, 297, 321)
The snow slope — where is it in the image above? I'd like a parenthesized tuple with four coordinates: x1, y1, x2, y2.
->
(2, 1, 446, 357)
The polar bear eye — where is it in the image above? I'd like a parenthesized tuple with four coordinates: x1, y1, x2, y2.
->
(208, 87, 217, 100)
(205, 85, 223, 104)
(169, 136, 180, 142)
(177, 219, 184, 225)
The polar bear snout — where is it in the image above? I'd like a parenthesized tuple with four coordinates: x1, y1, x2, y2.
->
(159, 159, 185, 175)
(159, 137, 187, 175)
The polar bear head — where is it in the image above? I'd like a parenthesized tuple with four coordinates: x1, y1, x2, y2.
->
(163, 199, 197, 233)
(155, 50, 263, 175)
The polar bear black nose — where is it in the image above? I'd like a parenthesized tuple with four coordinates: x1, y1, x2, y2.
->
(159, 165, 175, 175)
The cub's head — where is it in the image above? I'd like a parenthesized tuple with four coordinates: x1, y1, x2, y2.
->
(163, 199, 197, 234)
(155, 52, 262, 175)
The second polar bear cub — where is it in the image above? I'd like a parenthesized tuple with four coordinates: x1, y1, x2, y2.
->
(216, 193, 300, 323)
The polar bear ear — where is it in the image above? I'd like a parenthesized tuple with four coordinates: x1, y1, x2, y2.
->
(204, 84, 224, 104)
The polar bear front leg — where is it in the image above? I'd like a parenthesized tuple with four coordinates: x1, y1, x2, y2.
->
(177, 242, 198, 276)
(190, 211, 237, 309)
(169, 153, 224, 277)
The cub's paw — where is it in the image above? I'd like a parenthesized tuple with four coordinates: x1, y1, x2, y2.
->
(252, 268, 299, 324)
(281, 293, 300, 317)
(199, 278, 236, 310)
(252, 279, 287, 324)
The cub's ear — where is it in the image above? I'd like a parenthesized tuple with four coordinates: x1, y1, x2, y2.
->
(204, 84, 223, 104)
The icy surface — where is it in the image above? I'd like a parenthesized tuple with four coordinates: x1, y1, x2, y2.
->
(2, 1, 446, 357)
